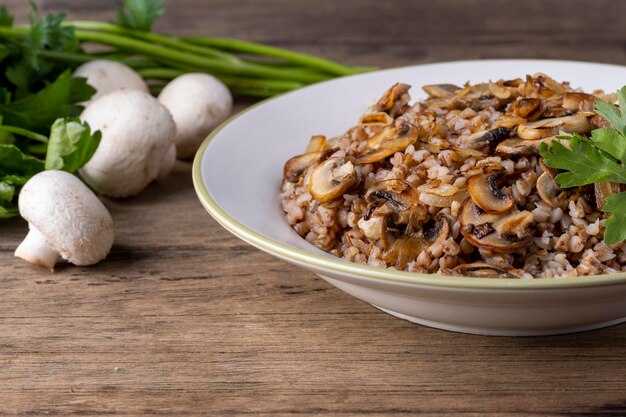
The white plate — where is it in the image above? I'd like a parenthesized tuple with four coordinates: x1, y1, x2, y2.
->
(193, 60, 626, 336)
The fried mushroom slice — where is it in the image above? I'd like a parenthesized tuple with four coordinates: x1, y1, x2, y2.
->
(375, 83, 411, 116)
(495, 136, 564, 157)
(536, 171, 566, 208)
(356, 121, 418, 164)
(459, 200, 534, 252)
(284, 152, 322, 182)
(517, 113, 590, 140)
(381, 212, 449, 269)
(365, 179, 421, 212)
(422, 84, 462, 98)
(467, 171, 514, 213)
(594, 182, 621, 210)
(360, 112, 394, 127)
(464, 127, 511, 149)
(562, 92, 598, 112)
(307, 157, 356, 203)
(417, 181, 469, 208)
(452, 262, 515, 278)
(508, 98, 544, 120)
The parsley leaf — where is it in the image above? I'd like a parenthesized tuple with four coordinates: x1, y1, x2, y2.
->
(45, 118, 101, 173)
(595, 100, 624, 135)
(0, 6, 13, 27)
(602, 192, 626, 244)
(116, 0, 165, 31)
(0, 70, 95, 133)
(0, 143, 45, 177)
(0, 203, 18, 219)
(25, 1, 78, 71)
(539, 135, 626, 187)
(0, 180, 14, 202)
(589, 127, 626, 161)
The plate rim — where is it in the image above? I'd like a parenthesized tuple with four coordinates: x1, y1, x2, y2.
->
(193, 59, 626, 290)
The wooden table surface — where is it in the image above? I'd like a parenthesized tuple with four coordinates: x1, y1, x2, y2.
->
(2, 1, 626, 416)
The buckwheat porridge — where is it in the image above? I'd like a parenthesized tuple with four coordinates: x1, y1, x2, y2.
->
(280, 74, 624, 278)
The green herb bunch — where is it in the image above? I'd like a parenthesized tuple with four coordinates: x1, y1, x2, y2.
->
(0, 4, 100, 219)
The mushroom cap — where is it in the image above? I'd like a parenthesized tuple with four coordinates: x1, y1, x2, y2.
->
(158, 73, 233, 159)
(18, 170, 114, 266)
(73, 60, 149, 104)
(79, 90, 177, 197)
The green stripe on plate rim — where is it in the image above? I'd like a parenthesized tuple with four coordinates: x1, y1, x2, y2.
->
(192, 67, 626, 290)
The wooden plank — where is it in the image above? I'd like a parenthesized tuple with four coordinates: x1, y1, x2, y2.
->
(1, 0, 626, 416)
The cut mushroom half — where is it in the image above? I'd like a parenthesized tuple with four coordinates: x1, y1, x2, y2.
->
(452, 262, 515, 278)
(517, 113, 591, 140)
(459, 200, 534, 252)
(307, 157, 356, 203)
(467, 171, 514, 213)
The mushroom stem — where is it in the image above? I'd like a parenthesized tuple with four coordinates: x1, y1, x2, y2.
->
(14, 226, 59, 272)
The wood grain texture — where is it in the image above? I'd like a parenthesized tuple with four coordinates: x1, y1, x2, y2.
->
(2, 0, 626, 416)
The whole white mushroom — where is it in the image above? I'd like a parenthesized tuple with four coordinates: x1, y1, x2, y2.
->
(73, 60, 149, 104)
(158, 73, 232, 159)
(79, 90, 177, 197)
(14, 170, 114, 271)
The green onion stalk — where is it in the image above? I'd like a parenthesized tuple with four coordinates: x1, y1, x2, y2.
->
(0, 22, 372, 97)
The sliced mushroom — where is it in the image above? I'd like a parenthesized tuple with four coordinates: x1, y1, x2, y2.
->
(365, 179, 421, 211)
(416, 181, 469, 208)
(594, 182, 621, 210)
(376, 83, 411, 115)
(495, 136, 563, 157)
(452, 262, 515, 278)
(357, 122, 418, 164)
(464, 127, 511, 149)
(590, 114, 611, 129)
(536, 171, 565, 208)
(562, 92, 597, 112)
(307, 157, 356, 203)
(382, 212, 449, 268)
(360, 112, 394, 127)
(517, 113, 590, 140)
(509, 98, 544, 120)
(459, 200, 534, 252)
(422, 84, 461, 98)
(365, 125, 394, 149)
(467, 171, 514, 213)
(488, 82, 512, 99)
(357, 215, 385, 241)
(283, 151, 322, 182)
(495, 114, 527, 129)
(305, 135, 326, 153)
(538, 157, 557, 177)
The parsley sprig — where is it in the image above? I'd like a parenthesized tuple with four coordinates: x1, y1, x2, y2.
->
(539, 87, 626, 244)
